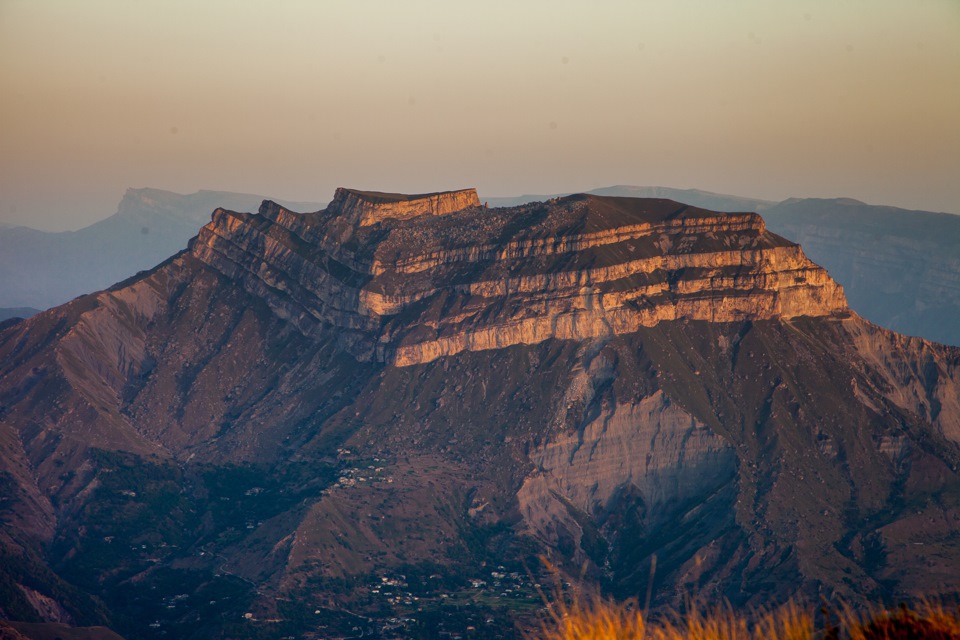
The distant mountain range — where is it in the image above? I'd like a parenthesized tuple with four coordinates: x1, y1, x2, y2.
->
(0, 189, 325, 311)
(761, 197, 960, 347)
(1, 186, 956, 345)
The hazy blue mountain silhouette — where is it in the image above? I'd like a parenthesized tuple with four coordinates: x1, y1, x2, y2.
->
(0, 188, 324, 310)
(761, 197, 960, 346)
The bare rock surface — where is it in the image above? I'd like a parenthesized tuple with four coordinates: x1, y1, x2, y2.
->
(191, 191, 847, 365)
(327, 187, 480, 226)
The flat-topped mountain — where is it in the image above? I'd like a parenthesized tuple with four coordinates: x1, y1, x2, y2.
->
(193, 189, 845, 365)
(5, 185, 956, 349)
(484, 185, 774, 212)
(1, 188, 959, 639)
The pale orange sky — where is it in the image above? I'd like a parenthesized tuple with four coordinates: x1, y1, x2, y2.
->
(1, 0, 958, 230)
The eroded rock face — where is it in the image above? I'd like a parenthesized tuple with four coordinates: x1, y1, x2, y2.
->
(326, 187, 481, 226)
(518, 388, 737, 566)
(190, 190, 848, 365)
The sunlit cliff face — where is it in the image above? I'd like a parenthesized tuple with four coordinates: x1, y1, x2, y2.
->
(190, 189, 848, 365)
(1, 0, 959, 230)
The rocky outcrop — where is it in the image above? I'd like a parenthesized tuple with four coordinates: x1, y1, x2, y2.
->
(326, 187, 480, 226)
(190, 190, 848, 366)
(518, 387, 737, 564)
(843, 319, 960, 444)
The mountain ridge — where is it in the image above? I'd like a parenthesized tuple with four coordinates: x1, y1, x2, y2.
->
(189, 190, 846, 365)
(4, 185, 957, 346)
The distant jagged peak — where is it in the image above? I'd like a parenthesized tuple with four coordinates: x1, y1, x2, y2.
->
(327, 187, 481, 226)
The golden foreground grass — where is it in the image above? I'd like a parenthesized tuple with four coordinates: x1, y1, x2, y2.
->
(531, 593, 960, 640)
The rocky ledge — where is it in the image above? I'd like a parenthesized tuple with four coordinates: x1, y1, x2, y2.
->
(190, 188, 848, 365)
(327, 187, 480, 226)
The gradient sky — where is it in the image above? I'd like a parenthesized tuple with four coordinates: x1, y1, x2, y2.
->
(1, 0, 958, 230)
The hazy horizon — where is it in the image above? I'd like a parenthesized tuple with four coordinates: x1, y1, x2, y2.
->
(2, 0, 958, 231)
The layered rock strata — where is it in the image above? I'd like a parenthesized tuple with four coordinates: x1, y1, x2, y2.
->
(190, 189, 848, 365)
(327, 187, 480, 226)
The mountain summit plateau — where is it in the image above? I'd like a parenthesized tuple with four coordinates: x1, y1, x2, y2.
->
(192, 188, 847, 365)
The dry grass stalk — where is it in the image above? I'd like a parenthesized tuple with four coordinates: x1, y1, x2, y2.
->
(533, 589, 959, 639)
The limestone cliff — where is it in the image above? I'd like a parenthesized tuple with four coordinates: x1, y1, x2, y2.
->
(190, 189, 848, 366)
(326, 187, 481, 226)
